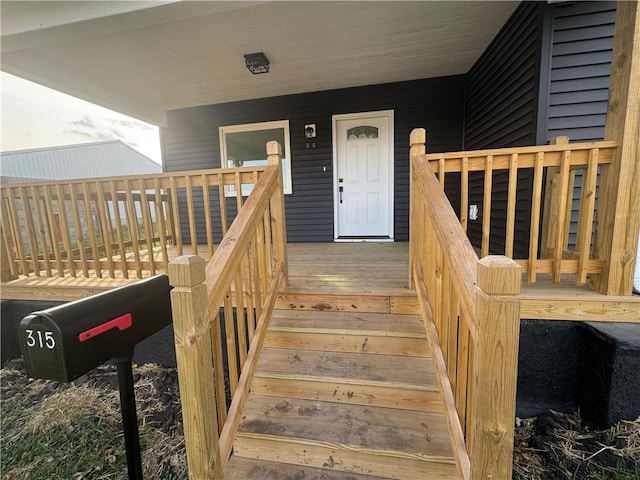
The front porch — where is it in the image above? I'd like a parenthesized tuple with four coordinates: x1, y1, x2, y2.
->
(1, 242, 637, 323)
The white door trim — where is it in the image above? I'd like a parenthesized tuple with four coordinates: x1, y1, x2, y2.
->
(332, 109, 394, 241)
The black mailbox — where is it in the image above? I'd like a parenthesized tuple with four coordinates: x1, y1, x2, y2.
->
(18, 275, 172, 382)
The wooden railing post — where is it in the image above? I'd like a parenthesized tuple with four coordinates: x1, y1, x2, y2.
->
(470, 255, 521, 480)
(1, 226, 17, 281)
(409, 128, 426, 289)
(168, 255, 222, 479)
(266, 141, 288, 288)
(592, 0, 640, 295)
(540, 135, 569, 257)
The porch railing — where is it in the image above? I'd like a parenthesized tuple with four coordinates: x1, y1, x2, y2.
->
(410, 129, 521, 479)
(0, 164, 272, 280)
(167, 141, 287, 477)
(416, 133, 618, 284)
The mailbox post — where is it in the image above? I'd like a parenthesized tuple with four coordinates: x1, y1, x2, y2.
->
(18, 275, 173, 480)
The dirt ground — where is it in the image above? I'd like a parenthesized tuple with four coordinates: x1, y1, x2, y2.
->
(1, 359, 639, 479)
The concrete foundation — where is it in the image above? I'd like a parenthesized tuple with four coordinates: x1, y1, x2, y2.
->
(576, 322, 640, 428)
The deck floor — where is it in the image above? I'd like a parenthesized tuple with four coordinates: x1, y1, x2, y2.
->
(0, 242, 411, 302)
(1, 242, 637, 322)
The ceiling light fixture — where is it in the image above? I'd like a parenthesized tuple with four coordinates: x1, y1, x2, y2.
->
(244, 52, 270, 74)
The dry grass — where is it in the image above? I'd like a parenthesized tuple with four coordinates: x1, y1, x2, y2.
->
(25, 386, 119, 434)
(1, 359, 186, 480)
(513, 410, 640, 480)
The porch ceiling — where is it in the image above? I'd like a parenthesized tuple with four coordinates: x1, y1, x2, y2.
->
(1, 1, 519, 126)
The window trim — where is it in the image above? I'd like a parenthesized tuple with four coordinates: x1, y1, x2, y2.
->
(219, 120, 292, 195)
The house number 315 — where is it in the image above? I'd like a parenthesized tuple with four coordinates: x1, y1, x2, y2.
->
(25, 329, 56, 349)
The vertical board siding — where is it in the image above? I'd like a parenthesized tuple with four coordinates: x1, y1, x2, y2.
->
(162, 77, 466, 243)
(463, 2, 541, 258)
(545, 1, 615, 250)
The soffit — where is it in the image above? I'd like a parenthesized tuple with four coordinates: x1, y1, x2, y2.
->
(1, 1, 520, 125)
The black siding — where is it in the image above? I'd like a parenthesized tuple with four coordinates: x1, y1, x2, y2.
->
(544, 1, 615, 143)
(542, 1, 615, 248)
(463, 1, 542, 258)
(162, 77, 466, 243)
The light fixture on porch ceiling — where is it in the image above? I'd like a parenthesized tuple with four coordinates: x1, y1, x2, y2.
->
(244, 52, 270, 74)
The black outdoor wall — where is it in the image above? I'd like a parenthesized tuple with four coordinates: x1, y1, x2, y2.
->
(542, 1, 616, 144)
(463, 1, 543, 258)
(161, 76, 465, 242)
(540, 1, 616, 248)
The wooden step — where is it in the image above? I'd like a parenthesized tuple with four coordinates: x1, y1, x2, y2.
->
(265, 310, 430, 357)
(223, 456, 395, 479)
(255, 310, 441, 411)
(252, 347, 442, 412)
(223, 309, 458, 479)
(256, 347, 437, 387)
(233, 394, 457, 480)
(275, 292, 420, 315)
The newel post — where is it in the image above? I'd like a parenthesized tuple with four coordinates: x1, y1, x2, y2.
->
(409, 128, 426, 290)
(592, 0, 640, 295)
(168, 255, 222, 479)
(470, 256, 521, 480)
(266, 141, 288, 288)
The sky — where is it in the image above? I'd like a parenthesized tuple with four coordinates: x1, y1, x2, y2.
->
(0, 72, 162, 164)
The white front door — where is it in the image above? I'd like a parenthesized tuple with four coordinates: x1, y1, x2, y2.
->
(334, 111, 394, 239)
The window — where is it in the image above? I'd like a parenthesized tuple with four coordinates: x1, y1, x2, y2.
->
(346, 125, 379, 140)
(219, 120, 292, 195)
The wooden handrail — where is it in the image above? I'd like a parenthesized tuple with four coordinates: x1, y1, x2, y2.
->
(413, 263, 471, 480)
(168, 142, 288, 479)
(410, 128, 522, 480)
(419, 140, 616, 166)
(204, 164, 281, 312)
(0, 165, 271, 280)
(413, 134, 617, 285)
(411, 141, 479, 330)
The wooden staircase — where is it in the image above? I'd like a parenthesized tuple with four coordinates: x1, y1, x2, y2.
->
(223, 309, 459, 479)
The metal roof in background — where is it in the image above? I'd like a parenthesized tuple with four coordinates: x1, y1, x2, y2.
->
(0, 140, 161, 181)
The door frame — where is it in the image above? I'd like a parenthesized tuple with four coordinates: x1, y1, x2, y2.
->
(332, 109, 395, 241)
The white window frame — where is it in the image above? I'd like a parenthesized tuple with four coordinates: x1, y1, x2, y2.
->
(219, 120, 292, 196)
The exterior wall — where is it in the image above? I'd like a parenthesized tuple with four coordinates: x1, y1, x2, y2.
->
(541, 1, 616, 143)
(540, 1, 616, 248)
(461, 0, 615, 257)
(160, 1, 616, 248)
(463, 1, 542, 258)
(161, 76, 466, 243)
(464, 1, 541, 150)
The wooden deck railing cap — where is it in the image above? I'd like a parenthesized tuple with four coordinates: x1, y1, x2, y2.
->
(168, 255, 206, 287)
(410, 128, 426, 146)
(477, 256, 522, 295)
(266, 140, 283, 158)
